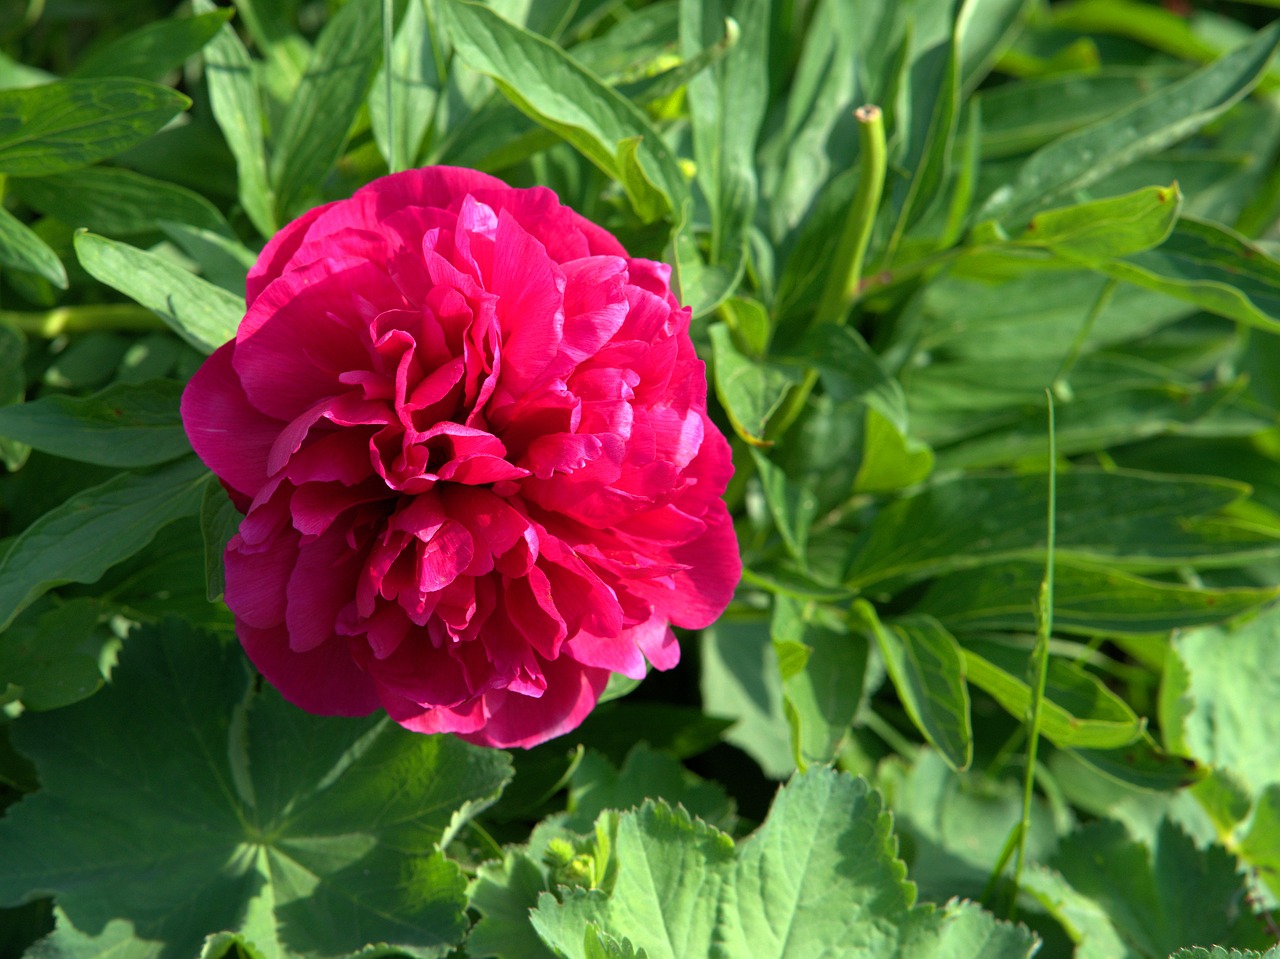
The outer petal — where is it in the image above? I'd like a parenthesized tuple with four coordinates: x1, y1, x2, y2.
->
(459, 655, 610, 748)
(239, 621, 381, 715)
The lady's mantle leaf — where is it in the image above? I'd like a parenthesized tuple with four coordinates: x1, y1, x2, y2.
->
(0, 620, 513, 959)
(529, 768, 1038, 959)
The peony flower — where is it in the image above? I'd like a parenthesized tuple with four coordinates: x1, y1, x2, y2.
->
(182, 167, 740, 748)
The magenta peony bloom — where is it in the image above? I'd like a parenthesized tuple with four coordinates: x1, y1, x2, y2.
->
(182, 167, 740, 748)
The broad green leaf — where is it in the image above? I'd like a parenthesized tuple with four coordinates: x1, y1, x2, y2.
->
(200, 475, 240, 603)
(160, 221, 256, 293)
(977, 21, 1280, 228)
(1050, 820, 1271, 956)
(566, 745, 735, 834)
(708, 322, 802, 446)
(957, 0, 1033, 94)
(1069, 738, 1205, 793)
(885, 12, 961, 256)
(700, 619, 795, 778)
(270, 0, 382, 219)
(468, 819, 596, 959)
(779, 323, 909, 434)
(370, 0, 439, 173)
(529, 769, 1039, 959)
(0, 456, 206, 631)
(0, 205, 67, 287)
(71, 9, 234, 81)
(437, 0, 688, 222)
(964, 640, 1144, 749)
(0, 620, 512, 958)
(880, 750, 1062, 904)
(74, 231, 242, 353)
(771, 596, 867, 770)
(854, 407, 934, 495)
(0, 79, 189, 176)
(1169, 604, 1280, 796)
(1100, 216, 1280, 331)
(845, 470, 1280, 591)
(681, 0, 768, 302)
(749, 447, 816, 562)
(196, 0, 276, 237)
(0, 599, 113, 711)
(12, 166, 232, 237)
(1171, 950, 1280, 959)
(0, 379, 188, 467)
(976, 67, 1184, 159)
(994, 183, 1181, 262)
(1019, 867, 1136, 959)
(913, 559, 1280, 637)
(573, 703, 735, 766)
(852, 604, 972, 771)
(1237, 784, 1280, 905)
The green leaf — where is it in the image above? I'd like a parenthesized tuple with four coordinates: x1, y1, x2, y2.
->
(771, 597, 867, 770)
(1049, 820, 1271, 956)
(195, 0, 276, 237)
(71, 9, 234, 82)
(976, 67, 1183, 159)
(913, 559, 1280, 637)
(0, 379, 188, 468)
(709, 322, 802, 446)
(370, 0, 439, 173)
(74, 231, 242, 353)
(0, 79, 190, 176)
(270, 0, 382, 219)
(1170, 949, 1280, 959)
(854, 407, 934, 495)
(681, 0, 768, 300)
(852, 603, 973, 771)
(529, 769, 1039, 959)
(1169, 603, 1280, 796)
(437, 0, 688, 222)
(846, 470, 1280, 592)
(1099, 216, 1280, 331)
(779, 323, 909, 434)
(977, 21, 1280, 228)
(699, 619, 795, 779)
(1239, 784, 1280, 903)
(0, 456, 207, 631)
(964, 641, 1144, 749)
(0, 205, 67, 288)
(12, 166, 233, 238)
(0, 620, 512, 958)
(1069, 738, 1205, 792)
(0, 599, 113, 711)
(1000, 183, 1182, 262)
(200, 475, 240, 603)
(749, 447, 817, 563)
(566, 745, 735, 834)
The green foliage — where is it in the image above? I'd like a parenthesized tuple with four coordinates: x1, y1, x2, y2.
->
(0, 620, 512, 957)
(6, 0, 1280, 956)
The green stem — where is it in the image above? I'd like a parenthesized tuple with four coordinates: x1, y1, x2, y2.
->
(1009, 391, 1057, 919)
(765, 105, 886, 443)
(1, 305, 165, 338)
(813, 104, 887, 329)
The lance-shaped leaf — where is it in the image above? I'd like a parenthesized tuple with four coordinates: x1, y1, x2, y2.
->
(977, 21, 1280, 228)
(529, 768, 1038, 959)
(270, 0, 382, 219)
(0, 456, 207, 631)
(71, 8, 233, 82)
(1100, 216, 1280, 331)
(912, 559, 1280, 637)
(0, 620, 512, 959)
(845, 470, 1280, 592)
(964, 640, 1144, 749)
(852, 603, 972, 771)
(0, 78, 189, 176)
(0, 205, 66, 288)
(437, 0, 688, 222)
(709, 322, 802, 446)
(75, 231, 242, 353)
(0, 379, 188, 468)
